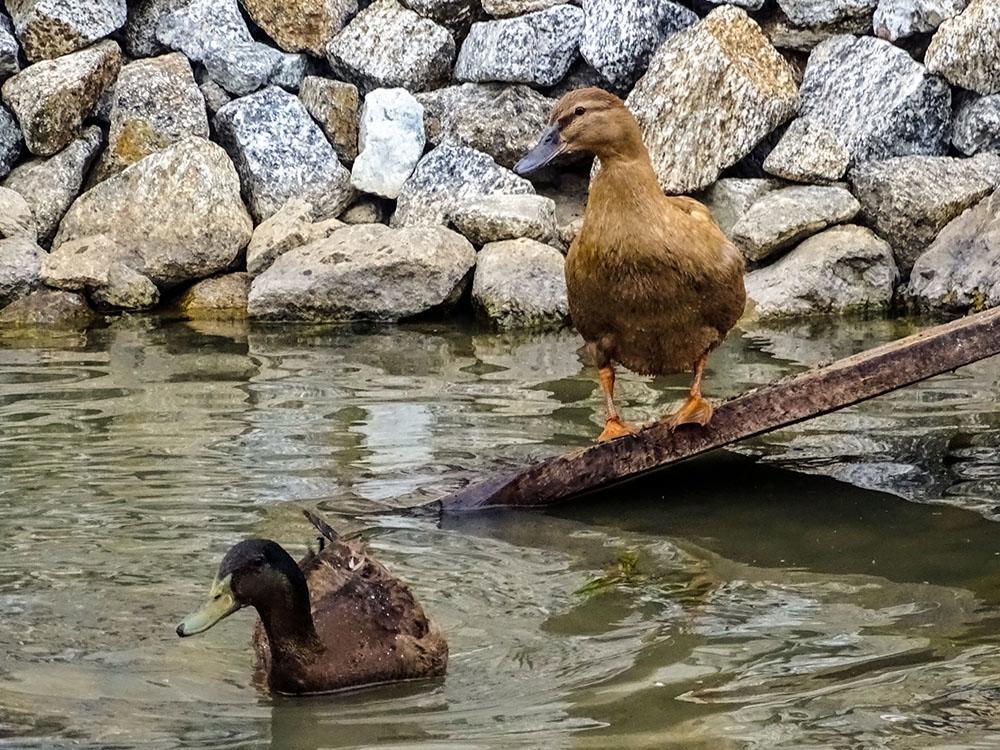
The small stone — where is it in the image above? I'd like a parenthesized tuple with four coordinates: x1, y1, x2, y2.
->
(0, 236, 44, 305)
(1, 39, 121, 156)
(340, 197, 389, 224)
(455, 5, 584, 87)
(327, 0, 456, 93)
(175, 272, 251, 318)
(849, 153, 1000, 275)
(240, 0, 357, 56)
(731, 184, 861, 262)
(472, 238, 568, 329)
(153, 0, 253, 64)
(776, 0, 877, 26)
(481, 0, 563, 15)
(6, 0, 126, 61)
(0, 14, 21, 79)
(745, 225, 897, 318)
(351, 88, 425, 199)
(626, 6, 799, 194)
(705, 0, 764, 9)
(0, 104, 21, 179)
(248, 223, 476, 322)
(403, 0, 479, 32)
(246, 198, 344, 276)
(449, 194, 558, 245)
(764, 10, 873, 51)
(0, 287, 94, 326)
(580, 0, 698, 89)
(953, 95, 1000, 156)
(0, 187, 37, 240)
(94, 53, 209, 181)
(763, 118, 850, 183)
(202, 40, 283, 96)
(3, 125, 102, 245)
(268, 52, 314, 91)
(214, 86, 354, 222)
(199, 80, 231, 118)
(90, 262, 160, 310)
(702, 178, 784, 236)
(392, 142, 535, 227)
(299, 76, 359, 163)
(41, 234, 159, 310)
(925, 0, 1000, 95)
(558, 216, 583, 248)
(873, 0, 967, 41)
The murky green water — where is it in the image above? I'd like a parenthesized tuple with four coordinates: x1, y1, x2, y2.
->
(2, 315, 1000, 749)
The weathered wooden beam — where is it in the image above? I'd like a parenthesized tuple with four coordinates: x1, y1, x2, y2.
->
(438, 307, 1000, 512)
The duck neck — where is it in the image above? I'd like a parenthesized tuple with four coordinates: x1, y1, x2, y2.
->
(255, 570, 322, 659)
(587, 150, 662, 224)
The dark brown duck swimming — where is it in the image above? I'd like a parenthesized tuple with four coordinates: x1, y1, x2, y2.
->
(176, 510, 448, 695)
(516, 88, 746, 442)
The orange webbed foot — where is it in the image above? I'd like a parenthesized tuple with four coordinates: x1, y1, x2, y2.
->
(666, 396, 714, 431)
(598, 417, 639, 443)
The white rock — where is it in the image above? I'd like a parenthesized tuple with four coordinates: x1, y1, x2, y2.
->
(873, 0, 967, 41)
(351, 88, 425, 199)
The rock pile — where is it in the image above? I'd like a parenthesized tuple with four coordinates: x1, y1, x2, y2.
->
(0, 0, 995, 329)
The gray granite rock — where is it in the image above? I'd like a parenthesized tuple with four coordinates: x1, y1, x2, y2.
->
(472, 238, 568, 329)
(6, 0, 126, 61)
(481, 0, 564, 14)
(580, 0, 697, 89)
(763, 117, 850, 183)
(745, 224, 897, 318)
(1, 39, 121, 156)
(199, 79, 231, 118)
(925, 0, 1000, 95)
(626, 6, 799, 194)
(351, 88, 425, 199)
(907, 189, 1000, 313)
(417, 83, 553, 169)
(246, 198, 344, 276)
(202, 40, 283, 96)
(214, 86, 354, 222)
(248, 223, 476, 321)
(0, 186, 36, 240)
(268, 52, 314, 91)
(702, 177, 784, 236)
(774, 35, 951, 173)
(0, 14, 20, 79)
(449, 194, 558, 246)
(0, 287, 94, 326)
(953, 95, 1000, 156)
(327, 0, 455, 93)
(455, 5, 584, 87)
(153, 0, 253, 63)
(94, 53, 209, 182)
(3, 125, 102, 244)
(0, 104, 21, 179)
(392, 143, 535, 227)
(849, 154, 1000, 275)
(41, 234, 159, 310)
(241, 0, 357, 55)
(0, 236, 44, 305)
(873, 0, 967, 41)
(776, 0, 877, 26)
(299, 76, 359, 163)
(731, 184, 861, 262)
(53, 137, 253, 287)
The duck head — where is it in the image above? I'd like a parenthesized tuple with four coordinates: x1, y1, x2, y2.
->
(176, 538, 311, 637)
(515, 88, 646, 175)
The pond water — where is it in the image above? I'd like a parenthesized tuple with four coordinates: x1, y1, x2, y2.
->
(2, 315, 1000, 749)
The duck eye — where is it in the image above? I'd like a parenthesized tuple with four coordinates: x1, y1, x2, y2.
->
(574, 106, 586, 117)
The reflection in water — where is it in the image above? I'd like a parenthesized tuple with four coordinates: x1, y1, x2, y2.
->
(1, 317, 1000, 748)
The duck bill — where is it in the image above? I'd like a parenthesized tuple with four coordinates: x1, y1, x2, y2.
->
(515, 125, 565, 175)
(176, 575, 240, 637)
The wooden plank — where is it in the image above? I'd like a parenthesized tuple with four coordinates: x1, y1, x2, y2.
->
(438, 307, 1000, 512)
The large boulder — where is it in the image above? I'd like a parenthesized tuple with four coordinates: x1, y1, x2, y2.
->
(248, 223, 476, 322)
(5, 0, 126, 61)
(907, 189, 1000, 313)
(2, 125, 102, 245)
(351, 88, 425, 199)
(772, 35, 951, 174)
(0, 287, 94, 327)
(1, 39, 121, 156)
(0, 187, 37, 240)
(849, 154, 1000, 275)
(246, 198, 344, 276)
(392, 143, 534, 227)
(41, 234, 160, 310)
(299, 76, 359, 163)
(175, 272, 250, 318)
(0, 104, 21, 178)
(472, 238, 568, 329)
(240, 0, 357, 55)
(417, 83, 553, 170)
(53, 137, 253, 287)
(925, 0, 1000, 95)
(455, 5, 584, 87)
(214, 86, 354, 222)
(450, 194, 558, 246)
(94, 53, 209, 181)
(731, 185, 861, 262)
(625, 6, 798, 194)
(745, 225, 897, 318)
(327, 0, 455, 93)
(579, 0, 697, 89)
(873, 0, 967, 41)
(952, 95, 1000, 156)
(0, 236, 45, 306)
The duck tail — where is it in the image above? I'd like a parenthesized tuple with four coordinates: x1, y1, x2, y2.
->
(303, 509, 339, 550)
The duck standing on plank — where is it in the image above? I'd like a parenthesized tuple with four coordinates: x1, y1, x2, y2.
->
(515, 88, 746, 442)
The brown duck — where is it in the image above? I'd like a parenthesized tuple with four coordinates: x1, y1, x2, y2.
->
(516, 88, 746, 442)
(176, 510, 448, 695)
